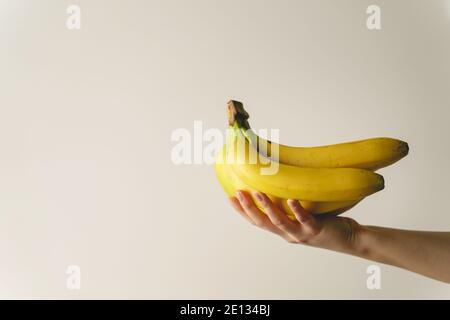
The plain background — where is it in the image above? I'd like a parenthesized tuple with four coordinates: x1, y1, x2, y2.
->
(0, 0, 449, 299)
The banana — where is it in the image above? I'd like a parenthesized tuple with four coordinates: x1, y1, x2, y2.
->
(216, 100, 408, 218)
(214, 145, 362, 217)
(225, 128, 384, 202)
(228, 100, 409, 170)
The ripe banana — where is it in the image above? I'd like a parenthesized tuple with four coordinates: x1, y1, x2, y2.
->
(214, 145, 362, 218)
(228, 100, 409, 170)
(225, 128, 384, 202)
(216, 100, 408, 218)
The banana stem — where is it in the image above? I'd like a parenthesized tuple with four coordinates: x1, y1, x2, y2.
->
(227, 100, 251, 130)
(227, 100, 265, 154)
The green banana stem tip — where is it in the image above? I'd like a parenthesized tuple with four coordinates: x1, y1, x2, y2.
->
(227, 100, 251, 130)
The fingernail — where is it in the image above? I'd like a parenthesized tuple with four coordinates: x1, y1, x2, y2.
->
(237, 191, 244, 201)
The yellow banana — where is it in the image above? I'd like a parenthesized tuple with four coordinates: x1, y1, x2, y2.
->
(228, 100, 409, 170)
(214, 145, 362, 217)
(225, 128, 384, 202)
(216, 100, 408, 218)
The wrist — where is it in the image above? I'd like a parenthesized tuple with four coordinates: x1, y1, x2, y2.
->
(339, 219, 367, 255)
(353, 224, 378, 259)
(308, 217, 365, 255)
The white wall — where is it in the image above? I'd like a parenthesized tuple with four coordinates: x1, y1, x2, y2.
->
(0, 0, 449, 298)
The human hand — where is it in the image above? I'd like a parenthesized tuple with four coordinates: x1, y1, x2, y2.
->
(230, 190, 362, 254)
(230, 190, 450, 283)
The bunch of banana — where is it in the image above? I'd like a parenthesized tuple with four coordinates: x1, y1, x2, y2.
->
(214, 100, 409, 218)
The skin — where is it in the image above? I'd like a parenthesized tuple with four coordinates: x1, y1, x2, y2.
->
(231, 190, 450, 284)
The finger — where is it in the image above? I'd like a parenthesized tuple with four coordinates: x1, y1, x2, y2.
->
(287, 199, 320, 233)
(236, 191, 275, 228)
(254, 192, 300, 235)
(229, 197, 255, 225)
(236, 191, 294, 241)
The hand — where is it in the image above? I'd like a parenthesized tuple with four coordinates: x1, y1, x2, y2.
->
(230, 190, 362, 254)
(230, 190, 450, 283)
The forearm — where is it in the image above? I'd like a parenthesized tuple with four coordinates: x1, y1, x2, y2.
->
(354, 226, 450, 283)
